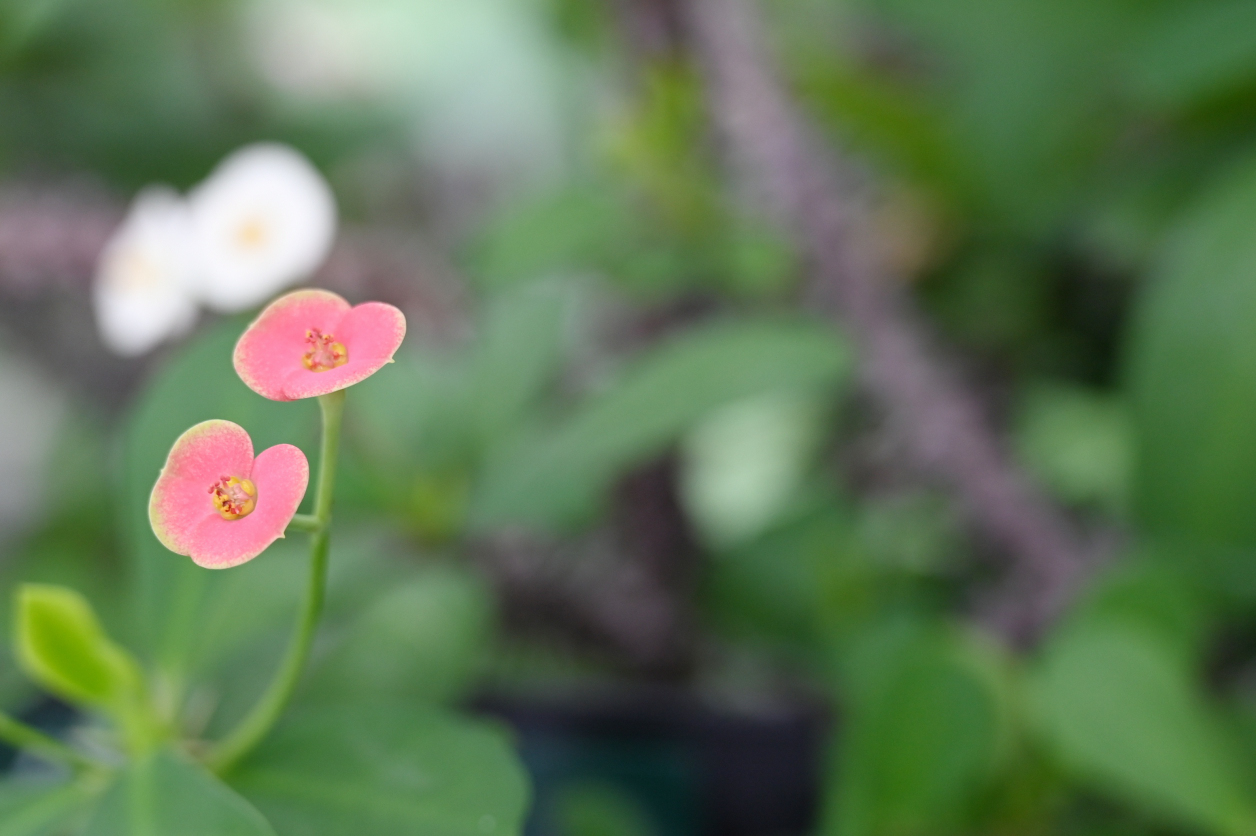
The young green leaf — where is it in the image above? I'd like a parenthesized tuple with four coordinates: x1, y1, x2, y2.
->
(14, 584, 142, 709)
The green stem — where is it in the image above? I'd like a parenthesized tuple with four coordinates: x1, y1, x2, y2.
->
(0, 710, 103, 773)
(207, 389, 345, 775)
(284, 514, 323, 534)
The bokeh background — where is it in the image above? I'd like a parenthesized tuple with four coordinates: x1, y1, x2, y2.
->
(4, 0, 1256, 834)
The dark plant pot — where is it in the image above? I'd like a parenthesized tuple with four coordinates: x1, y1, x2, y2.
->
(474, 687, 828, 836)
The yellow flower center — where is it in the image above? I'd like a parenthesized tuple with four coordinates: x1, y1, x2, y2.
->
(302, 329, 348, 372)
(108, 249, 164, 291)
(210, 475, 257, 520)
(235, 217, 270, 250)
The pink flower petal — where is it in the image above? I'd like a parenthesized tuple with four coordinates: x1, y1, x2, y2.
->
(184, 444, 309, 569)
(149, 420, 254, 557)
(233, 289, 350, 401)
(149, 420, 309, 569)
(233, 289, 406, 401)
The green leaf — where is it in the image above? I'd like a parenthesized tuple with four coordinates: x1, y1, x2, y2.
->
(229, 706, 530, 836)
(1031, 622, 1256, 835)
(305, 565, 494, 705)
(189, 532, 408, 741)
(1013, 382, 1132, 512)
(1127, 153, 1256, 547)
(121, 318, 317, 675)
(14, 583, 141, 709)
(704, 506, 853, 648)
(84, 749, 275, 836)
(473, 318, 849, 529)
(797, 63, 964, 211)
(1122, 1, 1256, 109)
(0, 777, 96, 836)
(345, 351, 477, 505)
(469, 282, 571, 445)
(345, 284, 571, 539)
(828, 626, 1008, 836)
(470, 184, 632, 291)
(848, 0, 1139, 231)
(1067, 556, 1210, 666)
(555, 782, 653, 836)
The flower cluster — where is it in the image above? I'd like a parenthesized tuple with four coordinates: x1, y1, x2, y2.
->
(150, 288, 405, 568)
(94, 143, 337, 356)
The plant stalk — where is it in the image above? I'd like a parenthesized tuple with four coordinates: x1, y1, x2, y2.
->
(284, 513, 323, 534)
(207, 389, 345, 774)
(0, 710, 103, 773)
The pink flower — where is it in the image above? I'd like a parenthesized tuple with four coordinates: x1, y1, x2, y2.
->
(233, 289, 406, 401)
(149, 420, 309, 569)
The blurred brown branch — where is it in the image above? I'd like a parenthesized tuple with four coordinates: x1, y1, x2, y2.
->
(680, 0, 1098, 643)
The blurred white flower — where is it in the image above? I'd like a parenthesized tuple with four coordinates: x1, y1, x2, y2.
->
(188, 143, 337, 312)
(93, 187, 198, 356)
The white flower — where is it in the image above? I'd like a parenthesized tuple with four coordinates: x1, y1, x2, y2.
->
(92, 143, 336, 356)
(93, 187, 199, 357)
(187, 143, 337, 312)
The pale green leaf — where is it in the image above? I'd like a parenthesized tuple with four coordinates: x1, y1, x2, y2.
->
(14, 584, 141, 709)
(679, 391, 825, 548)
(473, 318, 848, 529)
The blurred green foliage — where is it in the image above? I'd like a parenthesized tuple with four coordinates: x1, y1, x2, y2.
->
(7, 0, 1256, 833)
(556, 782, 654, 836)
(229, 707, 530, 836)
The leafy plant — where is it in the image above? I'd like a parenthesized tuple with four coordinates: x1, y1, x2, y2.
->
(0, 295, 530, 835)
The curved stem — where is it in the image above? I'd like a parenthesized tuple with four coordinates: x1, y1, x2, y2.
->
(207, 390, 345, 775)
(0, 710, 103, 773)
(284, 514, 323, 535)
